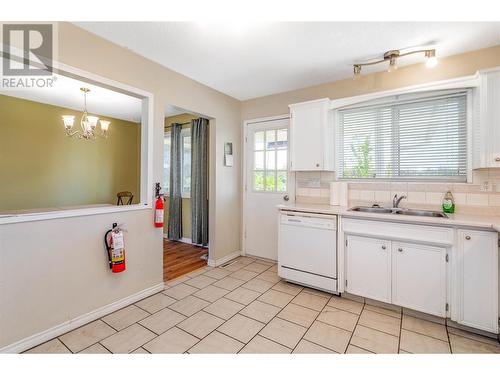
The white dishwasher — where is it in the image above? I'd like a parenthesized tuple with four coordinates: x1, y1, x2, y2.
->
(278, 211, 338, 293)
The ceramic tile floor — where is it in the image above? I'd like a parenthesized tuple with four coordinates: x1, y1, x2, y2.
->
(25, 256, 500, 354)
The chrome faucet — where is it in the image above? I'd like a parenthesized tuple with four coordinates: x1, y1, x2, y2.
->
(393, 194, 407, 208)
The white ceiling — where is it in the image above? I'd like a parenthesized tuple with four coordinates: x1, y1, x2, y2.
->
(0, 61, 142, 122)
(75, 22, 500, 100)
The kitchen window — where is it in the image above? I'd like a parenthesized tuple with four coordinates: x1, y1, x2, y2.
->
(164, 128, 191, 197)
(338, 91, 468, 181)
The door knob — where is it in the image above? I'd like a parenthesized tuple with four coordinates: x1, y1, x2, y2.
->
(316, 163, 320, 167)
(465, 235, 471, 240)
(495, 157, 500, 162)
(381, 245, 386, 250)
(283, 195, 289, 201)
(398, 248, 403, 252)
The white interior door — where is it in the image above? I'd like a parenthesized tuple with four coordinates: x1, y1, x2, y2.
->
(244, 117, 294, 260)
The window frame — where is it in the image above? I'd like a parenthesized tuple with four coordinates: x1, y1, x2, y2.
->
(252, 128, 289, 193)
(334, 89, 473, 183)
(163, 127, 191, 199)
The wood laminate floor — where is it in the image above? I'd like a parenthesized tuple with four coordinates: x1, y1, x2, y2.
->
(163, 240, 208, 281)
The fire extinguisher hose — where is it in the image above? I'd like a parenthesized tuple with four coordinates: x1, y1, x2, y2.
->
(104, 223, 118, 269)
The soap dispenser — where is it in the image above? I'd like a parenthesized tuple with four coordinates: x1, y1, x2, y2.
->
(442, 191, 455, 214)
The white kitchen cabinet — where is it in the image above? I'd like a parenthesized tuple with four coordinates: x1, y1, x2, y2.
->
(473, 68, 500, 169)
(345, 235, 392, 303)
(456, 229, 499, 333)
(289, 98, 334, 171)
(392, 241, 447, 317)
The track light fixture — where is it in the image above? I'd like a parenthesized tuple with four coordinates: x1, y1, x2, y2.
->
(353, 48, 437, 78)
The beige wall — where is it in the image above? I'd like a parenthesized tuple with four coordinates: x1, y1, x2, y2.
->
(0, 94, 140, 211)
(241, 45, 500, 120)
(0, 22, 241, 350)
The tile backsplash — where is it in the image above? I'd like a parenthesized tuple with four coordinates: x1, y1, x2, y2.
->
(295, 170, 500, 215)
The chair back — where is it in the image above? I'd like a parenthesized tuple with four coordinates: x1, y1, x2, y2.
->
(117, 191, 134, 205)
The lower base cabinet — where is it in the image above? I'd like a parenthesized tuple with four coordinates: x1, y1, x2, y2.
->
(346, 235, 447, 317)
(456, 229, 499, 333)
(392, 241, 447, 317)
(343, 219, 499, 334)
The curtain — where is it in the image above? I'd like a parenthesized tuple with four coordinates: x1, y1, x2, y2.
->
(191, 118, 209, 246)
(167, 123, 183, 241)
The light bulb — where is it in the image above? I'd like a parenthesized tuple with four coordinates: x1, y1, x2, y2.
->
(62, 115, 75, 130)
(87, 116, 99, 130)
(353, 65, 361, 80)
(100, 120, 111, 132)
(425, 49, 437, 68)
(426, 56, 438, 68)
(387, 57, 398, 73)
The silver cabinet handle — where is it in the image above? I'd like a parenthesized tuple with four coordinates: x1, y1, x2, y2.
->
(465, 235, 471, 240)
(398, 248, 403, 252)
(288, 219, 301, 223)
(381, 245, 386, 250)
(495, 157, 500, 162)
(283, 195, 289, 201)
(316, 163, 320, 167)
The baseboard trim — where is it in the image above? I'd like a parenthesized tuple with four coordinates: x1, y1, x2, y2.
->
(208, 250, 242, 267)
(0, 282, 165, 354)
(162, 234, 209, 248)
(162, 234, 192, 244)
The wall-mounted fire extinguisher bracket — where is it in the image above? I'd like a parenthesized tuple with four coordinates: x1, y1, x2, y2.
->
(104, 223, 127, 273)
(154, 182, 164, 228)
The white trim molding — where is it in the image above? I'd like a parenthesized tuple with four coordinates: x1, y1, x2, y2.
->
(330, 74, 479, 110)
(0, 283, 164, 354)
(207, 250, 242, 267)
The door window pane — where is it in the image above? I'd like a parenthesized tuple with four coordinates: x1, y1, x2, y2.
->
(266, 130, 276, 150)
(254, 171, 264, 191)
(277, 149, 287, 170)
(266, 150, 276, 169)
(265, 172, 276, 191)
(254, 131, 264, 151)
(254, 151, 264, 170)
(277, 129, 288, 148)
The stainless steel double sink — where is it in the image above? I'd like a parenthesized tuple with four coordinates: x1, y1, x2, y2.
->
(349, 206, 448, 218)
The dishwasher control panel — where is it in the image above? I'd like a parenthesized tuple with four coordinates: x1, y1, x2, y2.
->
(280, 212, 337, 230)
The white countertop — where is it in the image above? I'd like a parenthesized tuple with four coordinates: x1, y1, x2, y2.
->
(277, 202, 500, 232)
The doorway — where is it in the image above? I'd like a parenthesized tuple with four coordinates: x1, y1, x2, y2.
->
(243, 116, 295, 261)
(163, 105, 210, 281)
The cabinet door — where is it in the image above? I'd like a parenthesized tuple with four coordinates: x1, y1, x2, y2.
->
(289, 99, 332, 171)
(392, 242, 447, 317)
(478, 69, 500, 168)
(345, 235, 391, 303)
(457, 230, 498, 333)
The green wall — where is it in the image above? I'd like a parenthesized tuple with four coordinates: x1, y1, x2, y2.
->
(0, 94, 141, 211)
(163, 113, 200, 239)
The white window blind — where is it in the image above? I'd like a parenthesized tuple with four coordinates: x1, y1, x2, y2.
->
(338, 92, 468, 181)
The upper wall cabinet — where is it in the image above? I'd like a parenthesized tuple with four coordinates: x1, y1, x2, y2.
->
(289, 98, 334, 171)
(473, 67, 500, 169)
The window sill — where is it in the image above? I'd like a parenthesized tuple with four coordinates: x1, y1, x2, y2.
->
(0, 203, 152, 225)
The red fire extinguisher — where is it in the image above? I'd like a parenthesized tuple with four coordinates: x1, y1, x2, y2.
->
(104, 223, 126, 273)
(155, 195, 164, 228)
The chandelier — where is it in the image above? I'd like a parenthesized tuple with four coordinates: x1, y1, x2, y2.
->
(353, 48, 437, 78)
(61, 88, 111, 140)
